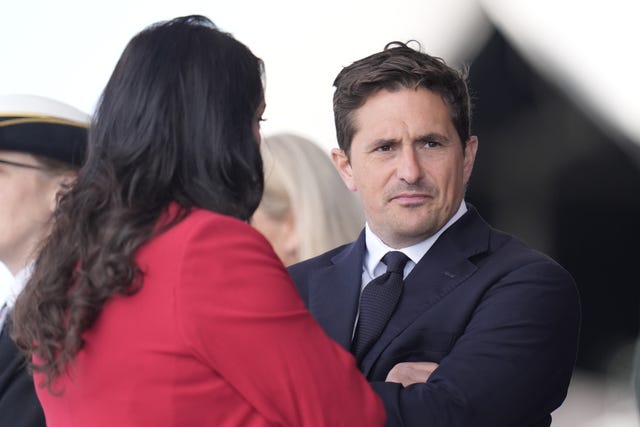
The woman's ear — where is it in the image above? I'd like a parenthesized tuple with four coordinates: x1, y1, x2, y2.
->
(47, 171, 77, 213)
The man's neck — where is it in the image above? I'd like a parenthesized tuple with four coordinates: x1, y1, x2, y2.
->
(364, 201, 468, 276)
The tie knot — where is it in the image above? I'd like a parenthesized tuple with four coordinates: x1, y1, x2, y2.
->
(382, 251, 409, 274)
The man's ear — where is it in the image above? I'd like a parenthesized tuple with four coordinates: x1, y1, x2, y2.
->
(463, 136, 478, 185)
(331, 148, 357, 192)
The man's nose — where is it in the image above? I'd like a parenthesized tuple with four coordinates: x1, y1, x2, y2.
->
(396, 147, 422, 184)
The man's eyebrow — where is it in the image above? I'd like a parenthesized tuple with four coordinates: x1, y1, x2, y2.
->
(371, 138, 400, 145)
(364, 138, 401, 150)
(414, 133, 450, 144)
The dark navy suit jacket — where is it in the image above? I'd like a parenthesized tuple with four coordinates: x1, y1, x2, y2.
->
(0, 317, 45, 427)
(289, 205, 580, 427)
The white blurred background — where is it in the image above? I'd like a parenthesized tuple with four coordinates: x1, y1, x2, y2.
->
(2, 0, 639, 152)
(2, 1, 639, 425)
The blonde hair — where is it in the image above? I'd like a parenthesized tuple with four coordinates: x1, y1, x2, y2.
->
(259, 133, 365, 262)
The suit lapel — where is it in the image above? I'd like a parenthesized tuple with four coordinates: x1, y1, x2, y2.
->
(0, 317, 20, 384)
(360, 206, 491, 376)
(307, 232, 366, 350)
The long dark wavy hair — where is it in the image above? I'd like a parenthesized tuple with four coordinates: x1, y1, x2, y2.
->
(11, 15, 265, 390)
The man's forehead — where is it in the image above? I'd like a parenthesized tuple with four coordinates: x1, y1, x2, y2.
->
(352, 90, 455, 137)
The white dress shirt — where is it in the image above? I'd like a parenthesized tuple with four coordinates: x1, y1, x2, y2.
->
(352, 201, 468, 335)
(0, 261, 33, 333)
(362, 201, 468, 286)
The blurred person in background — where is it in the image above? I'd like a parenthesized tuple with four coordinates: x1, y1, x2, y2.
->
(251, 132, 364, 266)
(0, 94, 89, 427)
(11, 15, 385, 427)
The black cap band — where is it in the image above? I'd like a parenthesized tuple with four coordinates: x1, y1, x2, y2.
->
(0, 115, 88, 167)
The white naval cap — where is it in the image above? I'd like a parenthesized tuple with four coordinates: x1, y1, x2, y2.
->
(0, 94, 90, 166)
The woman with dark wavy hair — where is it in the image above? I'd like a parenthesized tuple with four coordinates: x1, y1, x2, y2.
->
(11, 15, 385, 427)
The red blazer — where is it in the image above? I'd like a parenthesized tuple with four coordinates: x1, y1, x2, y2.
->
(35, 207, 385, 426)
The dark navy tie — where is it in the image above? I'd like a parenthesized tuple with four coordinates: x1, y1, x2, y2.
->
(352, 251, 409, 364)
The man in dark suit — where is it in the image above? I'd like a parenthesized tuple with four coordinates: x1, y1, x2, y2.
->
(0, 94, 88, 426)
(288, 42, 580, 426)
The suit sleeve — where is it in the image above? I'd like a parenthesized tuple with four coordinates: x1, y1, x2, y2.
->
(0, 323, 46, 427)
(370, 260, 580, 427)
(175, 216, 385, 427)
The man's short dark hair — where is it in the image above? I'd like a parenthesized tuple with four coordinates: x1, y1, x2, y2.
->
(332, 41, 472, 155)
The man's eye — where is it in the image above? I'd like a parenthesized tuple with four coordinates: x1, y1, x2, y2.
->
(425, 141, 440, 148)
(376, 145, 392, 152)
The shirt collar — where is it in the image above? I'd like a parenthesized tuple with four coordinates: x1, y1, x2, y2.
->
(2, 261, 34, 310)
(364, 201, 468, 277)
(0, 262, 13, 307)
